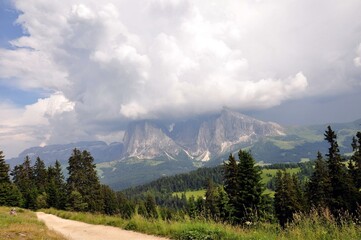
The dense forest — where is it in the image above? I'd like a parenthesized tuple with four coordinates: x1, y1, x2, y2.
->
(0, 126, 361, 228)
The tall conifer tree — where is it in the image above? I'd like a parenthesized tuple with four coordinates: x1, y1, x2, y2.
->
(11, 156, 37, 209)
(324, 126, 358, 214)
(274, 171, 302, 228)
(237, 150, 263, 222)
(67, 149, 103, 212)
(0, 151, 10, 184)
(33, 157, 48, 193)
(47, 160, 66, 209)
(307, 152, 331, 208)
(223, 153, 238, 220)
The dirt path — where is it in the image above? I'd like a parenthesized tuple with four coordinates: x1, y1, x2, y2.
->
(36, 212, 169, 240)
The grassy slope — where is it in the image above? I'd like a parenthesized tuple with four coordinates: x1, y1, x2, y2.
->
(42, 208, 361, 240)
(173, 168, 300, 199)
(0, 207, 66, 240)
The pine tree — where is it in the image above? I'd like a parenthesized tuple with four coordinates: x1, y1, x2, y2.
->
(307, 152, 331, 208)
(0, 150, 23, 206)
(67, 149, 103, 212)
(117, 192, 135, 219)
(11, 156, 38, 209)
(324, 126, 358, 214)
(224, 150, 264, 224)
(274, 170, 302, 228)
(350, 132, 361, 189)
(0, 151, 10, 184)
(0, 182, 23, 206)
(33, 157, 48, 193)
(101, 185, 118, 215)
(47, 160, 66, 209)
(205, 179, 221, 220)
(145, 193, 158, 219)
(223, 153, 238, 221)
(237, 150, 263, 222)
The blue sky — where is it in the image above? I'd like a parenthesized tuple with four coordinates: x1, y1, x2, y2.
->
(0, 1, 22, 48)
(0, 0, 361, 157)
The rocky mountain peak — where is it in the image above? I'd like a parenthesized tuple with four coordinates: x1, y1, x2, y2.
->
(123, 120, 181, 159)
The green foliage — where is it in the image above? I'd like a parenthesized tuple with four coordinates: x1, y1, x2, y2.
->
(117, 192, 135, 219)
(67, 149, 104, 212)
(307, 152, 331, 208)
(47, 160, 66, 209)
(144, 194, 159, 219)
(0, 182, 23, 206)
(223, 150, 265, 224)
(324, 126, 359, 215)
(101, 184, 118, 215)
(350, 132, 361, 189)
(0, 151, 10, 184)
(36, 192, 48, 209)
(33, 157, 48, 193)
(11, 156, 38, 209)
(66, 191, 88, 211)
(274, 170, 305, 228)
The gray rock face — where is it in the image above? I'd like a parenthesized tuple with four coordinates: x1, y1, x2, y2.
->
(7, 109, 284, 167)
(121, 109, 284, 161)
(123, 121, 182, 159)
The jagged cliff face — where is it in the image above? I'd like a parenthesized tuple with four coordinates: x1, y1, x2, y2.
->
(123, 121, 182, 159)
(194, 109, 284, 159)
(121, 109, 285, 161)
(8, 109, 285, 168)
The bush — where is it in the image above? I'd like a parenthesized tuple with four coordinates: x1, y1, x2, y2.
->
(175, 227, 223, 240)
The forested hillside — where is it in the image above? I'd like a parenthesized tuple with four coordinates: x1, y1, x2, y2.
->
(1, 126, 361, 239)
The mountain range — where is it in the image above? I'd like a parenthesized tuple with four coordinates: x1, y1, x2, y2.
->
(6, 108, 361, 190)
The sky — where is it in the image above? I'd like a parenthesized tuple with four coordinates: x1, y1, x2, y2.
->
(0, 0, 361, 158)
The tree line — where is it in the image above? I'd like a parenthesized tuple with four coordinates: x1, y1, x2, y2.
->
(1, 126, 360, 228)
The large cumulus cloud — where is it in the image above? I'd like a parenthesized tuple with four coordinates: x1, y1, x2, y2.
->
(0, 0, 361, 156)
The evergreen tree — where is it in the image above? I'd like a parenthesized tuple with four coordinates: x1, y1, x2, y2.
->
(33, 157, 48, 193)
(187, 195, 197, 219)
(66, 191, 88, 211)
(144, 193, 158, 219)
(217, 186, 231, 222)
(223, 150, 264, 224)
(67, 149, 104, 212)
(101, 185, 118, 215)
(237, 150, 263, 222)
(223, 153, 238, 220)
(117, 192, 135, 219)
(0, 150, 10, 183)
(47, 160, 66, 209)
(205, 179, 221, 220)
(11, 156, 37, 209)
(324, 126, 358, 214)
(274, 171, 302, 228)
(307, 152, 331, 208)
(350, 132, 361, 189)
(0, 182, 23, 207)
(0, 151, 23, 206)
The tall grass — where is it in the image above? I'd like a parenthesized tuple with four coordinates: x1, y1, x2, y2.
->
(0, 206, 66, 240)
(42, 208, 361, 240)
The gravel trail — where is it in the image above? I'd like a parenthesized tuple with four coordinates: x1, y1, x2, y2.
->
(36, 212, 169, 240)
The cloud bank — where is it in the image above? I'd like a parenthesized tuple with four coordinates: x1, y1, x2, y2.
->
(0, 0, 361, 156)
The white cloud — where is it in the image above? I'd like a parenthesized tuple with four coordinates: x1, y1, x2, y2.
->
(0, 93, 74, 157)
(355, 43, 361, 67)
(0, 0, 361, 156)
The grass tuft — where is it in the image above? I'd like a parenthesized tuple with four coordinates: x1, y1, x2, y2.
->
(0, 206, 66, 240)
(41, 208, 361, 240)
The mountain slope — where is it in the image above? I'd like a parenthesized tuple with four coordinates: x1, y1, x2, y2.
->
(6, 110, 360, 190)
